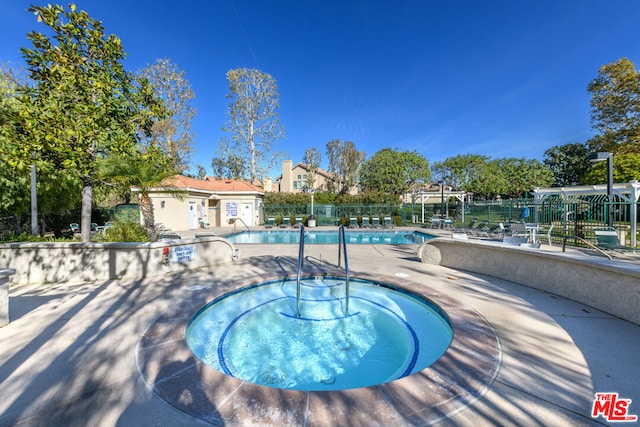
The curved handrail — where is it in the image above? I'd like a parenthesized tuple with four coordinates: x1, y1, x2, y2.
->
(338, 225, 350, 315)
(562, 235, 612, 260)
(296, 224, 305, 317)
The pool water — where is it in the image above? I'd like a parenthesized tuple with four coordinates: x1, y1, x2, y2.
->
(224, 230, 434, 244)
(186, 277, 452, 391)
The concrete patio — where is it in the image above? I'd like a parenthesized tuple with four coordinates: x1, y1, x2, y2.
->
(0, 227, 638, 426)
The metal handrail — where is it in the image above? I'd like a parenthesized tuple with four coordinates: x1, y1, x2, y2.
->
(233, 217, 251, 231)
(296, 224, 305, 317)
(338, 225, 350, 315)
(562, 235, 612, 260)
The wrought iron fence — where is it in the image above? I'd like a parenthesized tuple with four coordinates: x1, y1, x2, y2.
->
(264, 196, 638, 248)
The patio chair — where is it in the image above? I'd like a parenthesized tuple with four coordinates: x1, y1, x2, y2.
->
(349, 217, 359, 228)
(199, 218, 211, 229)
(293, 217, 303, 228)
(70, 223, 80, 233)
(361, 216, 371, 228)
(443, 217, 454, 230)
(430, 217, 441, 229)
(594, 228, 637, 256)
(372, 217, 381, 228)
(265, 217, 275, 228)
(508, 223, 528, 238)
(540, 224, 554, 246)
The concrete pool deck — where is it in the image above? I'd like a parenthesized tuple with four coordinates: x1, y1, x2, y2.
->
(0, 227, 639, 425)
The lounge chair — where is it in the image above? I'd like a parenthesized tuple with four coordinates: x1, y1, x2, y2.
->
(361, 216, 371, 228)
(594, 228, 637, 256)
(349, 217, 359, 228)
(451, 233, 468, 240)
(372, 217, 381, 228)
(70, 223, 80, 233)
(430, 217, 441, 229)
(502, 236, 528, 246)
(279, 217, 291, 228)
(293, 217, 303, 228)
(159, 232, 181, 241)
(467, 219, 490, 237)
(265, 217, 275, 228)
(383, 217, 394, 229)
(199, 218, 211, 228)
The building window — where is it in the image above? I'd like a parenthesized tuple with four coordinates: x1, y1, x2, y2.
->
(293, 181, 301, 189)
(161, 201, 165, 208)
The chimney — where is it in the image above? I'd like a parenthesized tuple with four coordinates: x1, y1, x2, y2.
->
(282, 160, 293, 192)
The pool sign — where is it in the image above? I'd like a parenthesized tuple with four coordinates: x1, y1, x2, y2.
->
(172, 245, 196, 263)
(591, 392, 637, 422)
(226, 202, 238, 217)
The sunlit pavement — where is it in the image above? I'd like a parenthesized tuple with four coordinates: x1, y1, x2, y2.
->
(0, 226, 638, 426)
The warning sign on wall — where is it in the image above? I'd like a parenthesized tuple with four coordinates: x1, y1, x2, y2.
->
(171, 245, 196, 262)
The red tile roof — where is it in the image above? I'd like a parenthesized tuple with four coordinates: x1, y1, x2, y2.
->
(160, 175, 264, 193)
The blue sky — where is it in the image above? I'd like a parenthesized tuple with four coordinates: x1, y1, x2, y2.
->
(2, 1, 640, 178)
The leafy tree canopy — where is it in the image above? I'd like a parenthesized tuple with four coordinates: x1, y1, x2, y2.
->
(581, 152, 640, 185)
(543, 142, 591, 186)
(359, 148, 430, 196)
(587, 57, 640, 154)
(14, 3, 165, 241)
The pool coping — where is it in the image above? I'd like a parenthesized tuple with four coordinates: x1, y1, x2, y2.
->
(136, 270, 502, 426)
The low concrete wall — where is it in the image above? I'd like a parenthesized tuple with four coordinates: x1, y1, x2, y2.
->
(418, 238, 640, 325)
(0, 268, 14, 327)
(0, 237, 236, 285)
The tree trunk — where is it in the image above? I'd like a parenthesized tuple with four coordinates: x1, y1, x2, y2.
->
(81, 180, 93, 243)
(139, 195, 156, 241)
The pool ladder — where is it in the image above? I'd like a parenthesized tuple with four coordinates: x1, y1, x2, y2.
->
(295, 224, 351, 317)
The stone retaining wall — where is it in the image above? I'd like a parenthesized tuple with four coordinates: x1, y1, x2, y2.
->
(0, 237, 236, 285)
(418, 238, 640, 325)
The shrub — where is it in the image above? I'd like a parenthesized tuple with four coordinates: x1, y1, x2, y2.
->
(100, 222, 150, 242)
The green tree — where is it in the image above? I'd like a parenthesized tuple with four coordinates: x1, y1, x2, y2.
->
(491, 158, 554, 198)
(360, 148, 430, 196)
(431, 154, 490, 191)
(137, 58, 196, 170)
(0, 64, 31, 232)
(98, 146, 182, 240)
(587, 57, 640, 154)
(16, 4, 164, 241)
(581, 152, 640, 185)
(543, 142, 591, 186)
(217, 68, 286, 184)
(326, 139, 364, 195)
(302, 147, 321, 191)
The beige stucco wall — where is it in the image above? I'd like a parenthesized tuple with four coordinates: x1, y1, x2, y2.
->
(417, 238, 640, 325)
(0, 237, 236, 285)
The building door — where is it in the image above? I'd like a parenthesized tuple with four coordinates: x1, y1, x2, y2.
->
(241, 203, 253, 226)
(188, 201, 198, 229)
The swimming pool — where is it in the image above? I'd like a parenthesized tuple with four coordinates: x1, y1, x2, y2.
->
(225, 229, 434, 244)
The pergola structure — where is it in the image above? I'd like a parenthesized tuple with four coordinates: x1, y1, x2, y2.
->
(412, 189, 468, 223)
(532, 180, 639, 246)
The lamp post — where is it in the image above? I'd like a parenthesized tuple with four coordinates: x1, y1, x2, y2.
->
(589, 152, 614, 227)
(30, 152, 38, 235)
(440, 181, 445, 218)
